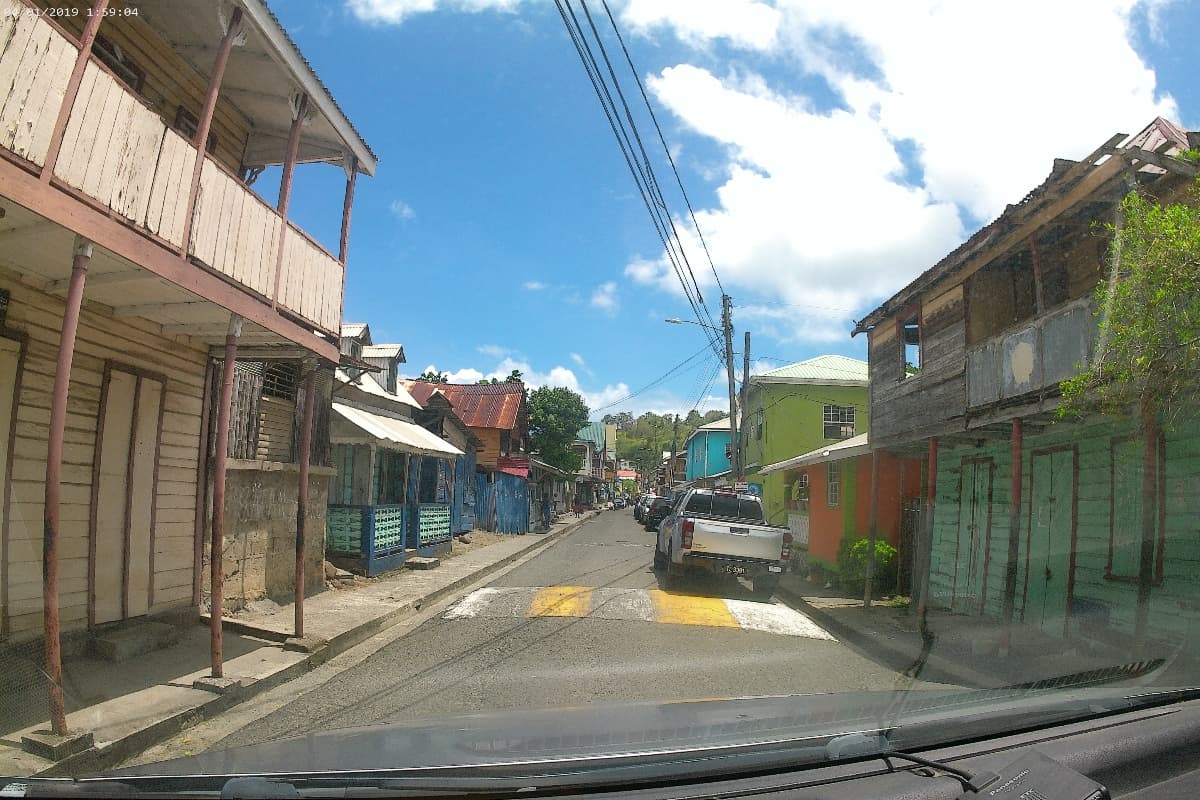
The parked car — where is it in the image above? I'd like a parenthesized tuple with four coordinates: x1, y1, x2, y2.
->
(634, 493, 656, 523)
(643, 497, 673, 532)
(613, 496, 626, 509)
(654, 488, 790, 599)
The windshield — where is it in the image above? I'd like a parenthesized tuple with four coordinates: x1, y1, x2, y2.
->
(1, 0, 1198, 790)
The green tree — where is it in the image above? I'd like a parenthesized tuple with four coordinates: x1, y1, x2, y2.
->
(1059, 176, 1200, 649)
(528, 386, 590, 475)
(505, 369, 524, 383)
(417, 370, 448, 383)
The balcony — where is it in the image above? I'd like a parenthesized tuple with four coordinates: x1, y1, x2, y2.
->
(966, 298, 1099, 408)
(0, 8, 345, 335)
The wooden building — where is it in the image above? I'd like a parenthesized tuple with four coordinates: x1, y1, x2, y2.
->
(0, 0, 375, 740)
(853, 118, 1200, 647)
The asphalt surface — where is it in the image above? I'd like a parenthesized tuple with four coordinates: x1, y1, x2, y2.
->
(218, 512, 921, 748)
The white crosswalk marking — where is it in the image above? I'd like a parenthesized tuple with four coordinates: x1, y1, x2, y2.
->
(443, 586, 837, 640)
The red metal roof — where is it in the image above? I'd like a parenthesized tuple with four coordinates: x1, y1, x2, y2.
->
(400, 381, 525, 431)
(497, 456, 531, 478)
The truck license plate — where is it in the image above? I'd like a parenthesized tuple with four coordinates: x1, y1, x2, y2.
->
(725, 564, 746, 575)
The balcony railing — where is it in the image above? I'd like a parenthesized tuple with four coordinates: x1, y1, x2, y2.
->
(0, 10, 344, 334)
(966, 298, 1099, 408)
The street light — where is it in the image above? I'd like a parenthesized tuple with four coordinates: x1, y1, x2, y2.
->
(663, 297, 742, 481)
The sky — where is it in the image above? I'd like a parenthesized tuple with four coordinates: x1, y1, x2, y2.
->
(269, 0, 1199, 419)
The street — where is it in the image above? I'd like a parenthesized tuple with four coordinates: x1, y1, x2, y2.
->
(206, 511, 931, 751)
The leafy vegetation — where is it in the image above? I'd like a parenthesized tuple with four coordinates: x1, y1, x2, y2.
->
(835, 535, 897, 597)
(1059, 180, 1200, 424)
(528, 386, 590, 475)
(417, 369, 448, 383)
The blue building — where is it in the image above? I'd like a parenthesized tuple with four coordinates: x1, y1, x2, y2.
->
(684, 417, 732, 483)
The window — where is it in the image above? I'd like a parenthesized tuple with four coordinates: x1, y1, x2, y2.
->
(826, 461, 840, 508)
(173, 107, 218, 155)
(262, 361, 299, 401)
(684, 492, 764, 521)
(755, 409, 764, 440)
(92, 35, 145, 93)
(823, 405, 855, 439)
(1107, 435, 1164, 583)
(900, 314, 921, 378)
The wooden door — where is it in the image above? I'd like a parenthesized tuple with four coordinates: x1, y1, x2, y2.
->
(1026, 448, 1076, 635)
(92, 367, 164, 624)
(953, 459, 993, 613)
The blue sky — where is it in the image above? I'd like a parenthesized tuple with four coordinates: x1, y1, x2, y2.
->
(269, 0, 1199, 418)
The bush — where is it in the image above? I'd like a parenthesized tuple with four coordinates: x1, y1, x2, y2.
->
(835, 535, 898, 597)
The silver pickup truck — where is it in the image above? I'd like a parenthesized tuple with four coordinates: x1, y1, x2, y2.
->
(653, 488, 790, 598)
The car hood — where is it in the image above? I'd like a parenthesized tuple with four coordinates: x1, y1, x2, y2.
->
(110, 681, 1175, 779)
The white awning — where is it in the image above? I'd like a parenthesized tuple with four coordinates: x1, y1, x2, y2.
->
(759, 432, 871, 474)
(331, 403, 463, 458)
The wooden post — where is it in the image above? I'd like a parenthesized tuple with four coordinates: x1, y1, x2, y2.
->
(179, 7, 243, 253)
(43, 236, 91, 736)
(193, 359, 215, 607)
(917, 437, 937, 635)
(863, 451, 880, 607)
(1135, 393, 1158, 652)
(271, 94, 309, 308)
(1001, 418, 1023, 655)
(41, 0, 109, 182)
(209, 315, 241, 678)
(1029, 236, 1044, 313)
(294, 366, 317, 639)
(339, 158, 359, 264)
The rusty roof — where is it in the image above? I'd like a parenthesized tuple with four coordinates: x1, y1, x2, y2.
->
(400, 381, 526, 431)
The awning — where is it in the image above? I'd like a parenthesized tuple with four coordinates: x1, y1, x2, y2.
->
(759, 432, 871, 474)
(332, 403, 464, 458)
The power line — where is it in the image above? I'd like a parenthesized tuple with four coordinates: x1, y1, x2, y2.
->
(591, 344, 714, 412)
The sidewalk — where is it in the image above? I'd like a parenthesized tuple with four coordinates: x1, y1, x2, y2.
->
(775, 573, 1133, 689)
(0, 513, 597, 778)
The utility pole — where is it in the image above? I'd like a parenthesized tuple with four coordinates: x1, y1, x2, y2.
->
(668, 414, 680, 489)
(722, 294, 741, 480)
(741, 330, 750, 480)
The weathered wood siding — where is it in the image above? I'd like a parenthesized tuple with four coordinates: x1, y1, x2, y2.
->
(475, 427, 501, 468)
(190, 160, 282, 297)
(869, 285, 966, 449)
(0, 274, 206, 640)
(0, 1, 75, 167)
(278, 224, 344, 332)
(927, 418, 1200, 646)
(46, 0, 252, 174)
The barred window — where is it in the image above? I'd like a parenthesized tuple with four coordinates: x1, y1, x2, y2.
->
(262, 361, 299, 400)
(823, 405, 855, 439)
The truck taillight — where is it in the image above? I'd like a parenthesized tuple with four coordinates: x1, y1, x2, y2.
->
(781, 531, 793, 561)
(681, 519, 694, 549)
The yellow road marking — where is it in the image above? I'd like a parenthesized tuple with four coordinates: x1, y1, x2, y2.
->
(648, 589, 738, 628)
(528, 585, 593, 618)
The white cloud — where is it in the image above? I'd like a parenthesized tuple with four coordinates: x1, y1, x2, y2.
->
(569, 352, 586, 366)
(522, 280, 547, 290)
(348, 0, 522, 24)
(477, 344, 511, 358)
(620, 0, 1178, 343)
(622, 0, 781, 50)
(445, 366, 485, 383)
(388, 199, 415, 220)
(591, 281, 619, 314)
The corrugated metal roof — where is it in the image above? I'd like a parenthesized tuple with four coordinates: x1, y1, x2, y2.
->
(362, 344, 405, 361)
(759, 433, 870, 474)
(337, 370, 420, 408)
(341, 323, 369, 340)
(576, 422, 606, 446)
(402, 381, 525, 430)
(331, 403, 463, 457)
(754, 355, 868, 385)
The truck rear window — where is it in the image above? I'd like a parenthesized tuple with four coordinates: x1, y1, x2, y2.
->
(684, 493, 764, 521)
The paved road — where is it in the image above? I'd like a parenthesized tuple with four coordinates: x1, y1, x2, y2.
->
(219, 512, 923, 748)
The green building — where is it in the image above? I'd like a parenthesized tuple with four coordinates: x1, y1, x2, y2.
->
(742, 356, 869, 527)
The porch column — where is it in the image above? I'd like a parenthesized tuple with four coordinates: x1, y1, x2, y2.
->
(209, 315, 242, 678)
(42, 236, 92, 736)
(294, 365, 317, 639)
(916, 437, 938, 635)
(1001, 418, 1023, 655)
(180, 7, 244, 252)
(863, 451, 880, 607)
(41, 0, 109, 182)
(339, 157, 359, 264)
(271, 93, 310, 308)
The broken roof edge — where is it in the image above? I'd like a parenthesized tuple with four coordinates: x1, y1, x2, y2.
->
(851, 117, 1194, 337)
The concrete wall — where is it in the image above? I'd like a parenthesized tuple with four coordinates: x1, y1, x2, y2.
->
(202, 463, 333, 610)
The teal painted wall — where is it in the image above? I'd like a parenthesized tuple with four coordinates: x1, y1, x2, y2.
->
(744, 382, 868, 526)
(927, 416, 1200, 647)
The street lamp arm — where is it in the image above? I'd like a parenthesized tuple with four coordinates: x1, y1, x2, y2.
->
(664, 317, 720, 331)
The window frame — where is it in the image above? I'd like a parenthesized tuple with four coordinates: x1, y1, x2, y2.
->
(822, 404, 856, 440)
(826, 461, 841, 508)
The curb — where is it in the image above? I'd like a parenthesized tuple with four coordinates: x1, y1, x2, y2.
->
(774, 585, 998, 689)
(34, 513, 598, 778)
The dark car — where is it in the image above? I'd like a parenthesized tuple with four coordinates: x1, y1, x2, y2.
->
(613, 496, 626, 509)
(643, 497, 672, 531)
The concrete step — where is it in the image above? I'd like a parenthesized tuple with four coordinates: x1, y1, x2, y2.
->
(91, 621, 180, 662)
(405, 556, 440, 570)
